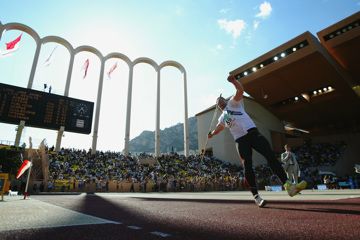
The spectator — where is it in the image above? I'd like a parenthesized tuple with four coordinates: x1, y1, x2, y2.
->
(281, 144, 300, 184)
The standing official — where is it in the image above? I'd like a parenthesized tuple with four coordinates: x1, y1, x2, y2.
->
(281, 144, 300, 184)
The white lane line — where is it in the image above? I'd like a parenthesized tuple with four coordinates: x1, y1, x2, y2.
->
(127, 225, 142, 230)
(150, 231, 172, 237)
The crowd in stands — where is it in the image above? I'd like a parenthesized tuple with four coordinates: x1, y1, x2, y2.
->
(9, 140, 357, 193)
(286, 141, 360, 189)
(47, 149, 246, 192)
(292, 141, 347, 168)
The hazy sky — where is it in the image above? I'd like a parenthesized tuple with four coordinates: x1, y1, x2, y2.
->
(0, 0, 358, 151)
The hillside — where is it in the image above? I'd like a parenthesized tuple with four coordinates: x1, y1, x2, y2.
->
(128, 116, 198, 153)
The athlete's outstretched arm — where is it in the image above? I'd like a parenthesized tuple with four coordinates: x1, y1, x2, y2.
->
(208, 123, 225, 139)
(227, 74, 244, 101)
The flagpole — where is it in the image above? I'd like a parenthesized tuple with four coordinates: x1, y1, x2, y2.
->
(23, 137, 33, 200)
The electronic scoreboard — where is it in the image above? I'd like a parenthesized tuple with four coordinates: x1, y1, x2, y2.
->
(0, 82, 94, 134)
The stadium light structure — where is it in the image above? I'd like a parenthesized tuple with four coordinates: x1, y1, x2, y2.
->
(234, 40, 309, 80)
(311, 85, 335, 97)
(273, 85, 335, 107)
(323, 19, 360, 41)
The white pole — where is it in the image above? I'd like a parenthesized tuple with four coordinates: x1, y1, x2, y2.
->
(91, 60, 105, 154)
(183, 71, 189, 157)
(124, 66, 134, 156)
(14, 120, 25, 147)
(23, 137, 33, 200)
(55, 126, 65, 151)
(27, 42, 41, 89)
(155, 70, 160, 158)
(55, 53, 75, 151)
(16, 37, 41, 148)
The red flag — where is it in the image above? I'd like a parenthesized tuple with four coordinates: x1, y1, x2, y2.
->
(6, 34, 22, 50)
(1, 33, 22, 56)
(107, 62, 118, 79)
(16, 159, 32, 179)
(82, 59, 89, 79)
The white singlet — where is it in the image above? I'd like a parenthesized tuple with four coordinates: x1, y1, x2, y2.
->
(218, 98, 256, 140)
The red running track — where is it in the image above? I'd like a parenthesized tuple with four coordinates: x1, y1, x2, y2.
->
(1, 193, 360, 240)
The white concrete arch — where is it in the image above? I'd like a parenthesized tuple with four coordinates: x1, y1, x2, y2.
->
(41, 36, 74, 53)
(73, 46, 105, 154)
(132, 57, 159, 71)
(74, 45, 103, 60)
(127, 57, 161, 156)
(159, 60, 185, 73)
(2, 21, 188, 157)
(159, 60, 189, 157)
(2, 23, 41, 89)
(104, 53, 133, 156)
(41, 36, 76, 152)
(0, 21, 3, 35)
(1, 23, 43, 147)
(2, 22, 41, 42)
(41, 36, 75, 97)
(104, 52, 132, 67)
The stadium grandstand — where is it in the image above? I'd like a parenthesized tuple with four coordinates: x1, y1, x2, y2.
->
(1, 12, 359, 197)
(196, 11, 360, 177)
(2, 4, 360, 240)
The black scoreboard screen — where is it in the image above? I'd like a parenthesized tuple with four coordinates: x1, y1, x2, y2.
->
(0, 82, 94, 134)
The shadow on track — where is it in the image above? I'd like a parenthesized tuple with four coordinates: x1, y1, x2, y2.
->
(134, 197, 360, 215)
(6, 194, 359, 240)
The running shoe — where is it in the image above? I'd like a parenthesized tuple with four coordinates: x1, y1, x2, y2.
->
(254, 194, 266, 207)
(284, 180, 307, 197)
(296, 180, 307, 193)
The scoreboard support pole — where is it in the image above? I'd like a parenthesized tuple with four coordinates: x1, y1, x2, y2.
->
(14, 120, 26, 147)
(55, 126, 65, 151)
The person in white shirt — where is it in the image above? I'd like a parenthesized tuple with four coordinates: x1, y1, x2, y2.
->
(281, 144, 300, 184)
(208, 74, 307, 207)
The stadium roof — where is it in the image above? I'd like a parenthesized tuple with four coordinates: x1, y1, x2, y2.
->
(229, 12, 360, 135)
(317, 11, 360, 94)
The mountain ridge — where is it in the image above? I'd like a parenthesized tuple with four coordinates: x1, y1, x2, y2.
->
(128, 116, 198, 153)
